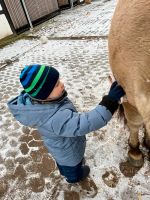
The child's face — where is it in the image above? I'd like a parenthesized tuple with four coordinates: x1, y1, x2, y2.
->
(47, 79, 65, 99)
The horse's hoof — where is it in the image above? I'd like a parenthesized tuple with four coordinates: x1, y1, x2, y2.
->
(128, 149, 144, 167)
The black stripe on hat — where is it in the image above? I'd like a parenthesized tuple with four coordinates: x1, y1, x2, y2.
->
(34, 66, 59, 100)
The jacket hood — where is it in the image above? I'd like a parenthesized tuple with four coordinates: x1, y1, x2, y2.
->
(7, 91, 67, 128)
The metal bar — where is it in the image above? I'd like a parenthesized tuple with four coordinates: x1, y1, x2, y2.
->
(0, 10, 4, 14)
(70, 0, 74, 8)
(20, 0, 33, 29)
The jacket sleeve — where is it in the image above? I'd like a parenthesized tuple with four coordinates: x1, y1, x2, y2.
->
(51, 105, 112, 137)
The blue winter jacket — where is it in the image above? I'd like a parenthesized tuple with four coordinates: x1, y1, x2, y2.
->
(7, 92, 112, 166)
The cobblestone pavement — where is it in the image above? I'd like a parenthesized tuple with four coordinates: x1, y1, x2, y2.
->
(0, 0, 116, 64)
(0, 39, 110, 107)
(29, 0, 116, 37)
(1, 1, 150, 200)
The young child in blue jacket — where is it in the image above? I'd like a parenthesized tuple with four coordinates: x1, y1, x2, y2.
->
(7, 64, 125, 183)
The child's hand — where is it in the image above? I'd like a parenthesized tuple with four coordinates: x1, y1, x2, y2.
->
(108, 81, 125, 102)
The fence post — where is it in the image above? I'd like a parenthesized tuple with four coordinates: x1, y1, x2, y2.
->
(20, 0, 33, 29)
(70, 0, 74, 9)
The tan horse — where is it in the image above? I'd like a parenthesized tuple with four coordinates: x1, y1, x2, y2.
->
(108, 0, 150, 169)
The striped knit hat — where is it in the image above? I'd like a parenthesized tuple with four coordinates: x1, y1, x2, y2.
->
(20, 64, 59, 100)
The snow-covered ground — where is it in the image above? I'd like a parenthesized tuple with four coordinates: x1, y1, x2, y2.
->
(0, 1, 150, 199)
(28, 0, 116, 38)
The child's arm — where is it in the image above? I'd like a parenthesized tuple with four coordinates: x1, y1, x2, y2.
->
(51, 81, 125, 137)
(51, 104, 112, 137)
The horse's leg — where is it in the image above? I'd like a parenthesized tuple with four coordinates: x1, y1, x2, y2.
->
(123, 102, 144, 167)
(142, 121, 150, 162)
(133, 82, 150, 161)
(144, 128, 150, 150)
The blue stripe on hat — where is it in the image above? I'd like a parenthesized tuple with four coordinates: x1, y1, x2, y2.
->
(21, 65, 38, 87)
(20, 65, 29, 79)
(27, 66, 48, 95)
(20, 64, 59, 100)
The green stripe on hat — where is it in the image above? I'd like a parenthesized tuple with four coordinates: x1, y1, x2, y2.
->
(30, 67, 50, 97)
(25, 65, 45, 93)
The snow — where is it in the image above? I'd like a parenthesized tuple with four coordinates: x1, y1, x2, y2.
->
(0, 0, 150, 199)
(0, 39, 38, 64)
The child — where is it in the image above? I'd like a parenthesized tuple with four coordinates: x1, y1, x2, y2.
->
(7, 64, 125, 183)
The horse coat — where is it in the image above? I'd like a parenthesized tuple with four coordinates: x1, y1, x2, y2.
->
(108, 0, 150, 166)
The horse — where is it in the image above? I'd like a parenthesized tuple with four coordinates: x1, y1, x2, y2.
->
(108, 0, 150, 170)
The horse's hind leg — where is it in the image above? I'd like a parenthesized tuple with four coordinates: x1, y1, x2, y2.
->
(123, 102, 144, 167)
(134, 88, 150, 160)
(143, 122, 150, 161)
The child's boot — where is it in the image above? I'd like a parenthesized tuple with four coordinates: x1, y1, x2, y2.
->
(80, 165, 90, 181)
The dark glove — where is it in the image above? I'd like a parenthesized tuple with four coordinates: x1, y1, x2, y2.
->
(108, 81, 125, 102)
